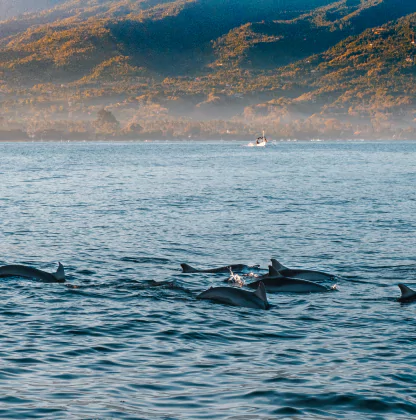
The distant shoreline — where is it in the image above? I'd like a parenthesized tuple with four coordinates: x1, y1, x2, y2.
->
(0, 138, 414, 143)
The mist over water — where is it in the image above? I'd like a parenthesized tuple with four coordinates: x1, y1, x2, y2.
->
(0, 141, 415, 419)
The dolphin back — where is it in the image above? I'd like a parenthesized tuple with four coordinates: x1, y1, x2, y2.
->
(0, 264, 65, 283)
(247, 276, 328, 293)
(271, 259, 334, 281)
(282, 269, 334, 281)
(197, 284, 269, 310)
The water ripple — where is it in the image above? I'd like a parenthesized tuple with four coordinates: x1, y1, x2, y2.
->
(0, 141, 415, 418)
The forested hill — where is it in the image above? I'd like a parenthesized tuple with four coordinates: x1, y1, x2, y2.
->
(213, 0, 416, 68)
(0, 0, 413, 82)
(0, 0, 415, 140)
(0, 0, 413, 80)
(237, 12, 416, 139)
(0, 0, 336, 80)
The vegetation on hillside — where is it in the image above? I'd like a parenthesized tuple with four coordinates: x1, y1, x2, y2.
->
(0, 0, 414, 140)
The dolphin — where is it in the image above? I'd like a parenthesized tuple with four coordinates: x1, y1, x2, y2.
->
(398, 284, 416, 302)
(181, 263, 261, 274)
(247, 274, 329, 294)
(0, 263, 65, 283)
(271, 259, 335, 281)
(197, 282, 269, 310)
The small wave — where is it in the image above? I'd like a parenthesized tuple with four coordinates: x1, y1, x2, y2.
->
(120, 257, 171, 264)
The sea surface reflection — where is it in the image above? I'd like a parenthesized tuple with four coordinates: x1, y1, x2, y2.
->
(0, 141, 415, 419)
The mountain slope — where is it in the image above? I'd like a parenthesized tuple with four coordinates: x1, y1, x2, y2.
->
(238, 11, 416, 137)
(212, 0, 416, 69)
(0, 0, 336, 83)
(0, 0, 414, 139)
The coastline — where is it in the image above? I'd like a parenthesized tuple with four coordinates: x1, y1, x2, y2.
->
(0, 138, 415, 143)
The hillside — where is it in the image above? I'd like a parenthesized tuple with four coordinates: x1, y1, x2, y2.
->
(0, 0, 413, 83)
(0, 0, 335, 82)
(0, 0, 414, 140)
(238, 12, 416, 138)
(212, 0, 416, 68)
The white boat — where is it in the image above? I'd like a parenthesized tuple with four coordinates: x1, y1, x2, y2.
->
(247, 131, 268, 147)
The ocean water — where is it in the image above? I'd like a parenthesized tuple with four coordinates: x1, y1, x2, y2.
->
(0, 140, 415, 419)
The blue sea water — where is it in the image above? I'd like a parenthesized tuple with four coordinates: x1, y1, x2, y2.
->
(0, 140, 415, 419)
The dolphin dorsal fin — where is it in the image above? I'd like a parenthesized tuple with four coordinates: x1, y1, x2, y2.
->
(271, 259, 288, 271)
(181, 263, 196, 273)
(268, 265, 282, 277)
(254, 281, 268, 304)
(54, 262, 65, 282)
(398, 284, 416, 299)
